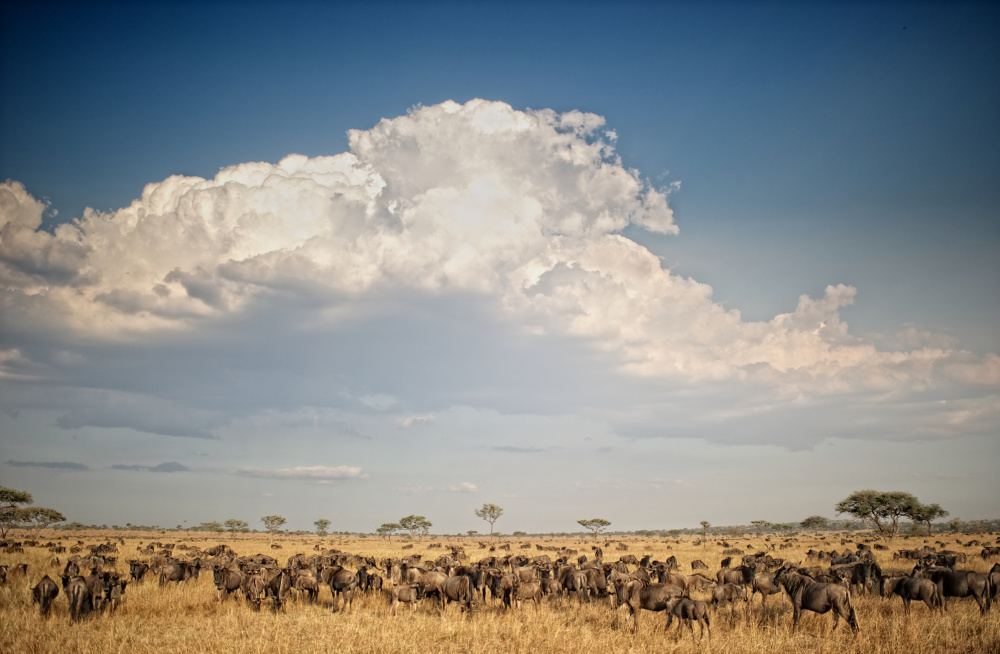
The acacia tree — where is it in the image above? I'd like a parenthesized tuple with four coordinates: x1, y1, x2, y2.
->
(377, 522, 401, 541)
(801, 515, 829, 531)
(474, 503, 504, 539)
(200, 521, 223, 532)
(835, 490, 920, 542)
(699, 520, 711, 541)
(577, 518, 610, 541)
(909, 503, 949, 536)
(25, 507, 66, 531)
(751, 520, 771, 534)
(399, 515, 432, 539)
(314, 519, 331, 536)
(261, 515, 286, 540)
(225, 519, 249, 533)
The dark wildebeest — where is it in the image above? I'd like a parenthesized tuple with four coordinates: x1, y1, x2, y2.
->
(711, 583, 749, 611)
(775, 569, 859, 634)
(64, 576, 91, 622)
(880, 575, 941, 615)
(390, 583, 424, 616)
(245, 571, 266, 611)
(691, 560, 709, 571)
(105, 573, 127, 613)
(32, 575, 59, 616)
(323, 565, 359, 612)
(212, 566, 244, 601)
(441, 575, 476, 612)
(159, 560, 195, 586)
(989, 563, 1000, 602)
(128, 560, 150, 583)
(615, 579, 685, 633)
(916, 566, 992, 615)
(665, 598, 711, 640)
(263, 567, 291, 611)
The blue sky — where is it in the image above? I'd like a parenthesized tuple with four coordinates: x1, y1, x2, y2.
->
(1, 1, 997, 534)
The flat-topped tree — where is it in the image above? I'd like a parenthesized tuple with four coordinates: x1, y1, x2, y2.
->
(578, 518, 610, 541)
(909, 503, 949, 537)
(399, 515, 432, 539)
(836, 490, 920, 542)
(377, 523, 401, 541)
(261, 515, 286, 540)
(314, 519, 331, 536)
(474, 503, 504, 539)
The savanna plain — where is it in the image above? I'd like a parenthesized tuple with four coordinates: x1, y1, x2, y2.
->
(2, 529, 998, 654)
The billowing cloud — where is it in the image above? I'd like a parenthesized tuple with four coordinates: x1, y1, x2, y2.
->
(0, 99, 997, 447)
(6, 460, 88, 470)
(235, 465, 368, 481)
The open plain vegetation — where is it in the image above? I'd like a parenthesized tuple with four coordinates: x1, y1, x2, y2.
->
(2, 529, 998, 654)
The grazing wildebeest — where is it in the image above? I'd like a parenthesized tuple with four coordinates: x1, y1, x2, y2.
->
(880, 575, 941, 615)
(32, 575, 59, 616)
(691, 560, 708, 571)
(212, 566, 244, 601)
(390, 583, 424, 616)
(615, 579, 685, 633)
(775, 569, 859, 634)
(666, 598, 711, 640)
(711, 583, 749, 611)
(7, 563, 29, 579)
(916, 566, 992, 615)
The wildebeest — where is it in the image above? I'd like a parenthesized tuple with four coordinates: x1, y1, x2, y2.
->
(323, 565, 359, 612)
(511, 579, 543, 610)
(64, 576, 91, 622)
(441, 575, 476, 611)
(128, 560, 150, 583)
(717, 563, 756, 587)
(750, 571, 785, 608)
(915, 566, 992, 615)
(263, 567, 291, 611)
(615, 579, 685, 633)
(880, 575, 941, 615)
(159, 559, 196, 586)
(32, 575, 59, 616)
(665, 598, 711, 640)
(212, 566, 244, 601)
(105, 573, 127, 613)
(775, 569, 859, 634)
(691, 560, 708, 571)
(245, 571, 266, 611)
(711, 583, 749, 611)
(390, 583, 424, 616)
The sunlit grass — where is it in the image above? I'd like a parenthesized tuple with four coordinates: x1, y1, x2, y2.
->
(1, 530, 997, 653)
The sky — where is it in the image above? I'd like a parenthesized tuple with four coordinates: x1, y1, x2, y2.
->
(1, 1, 998, 535)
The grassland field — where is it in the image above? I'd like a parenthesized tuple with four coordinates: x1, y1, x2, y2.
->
(1, 529, 998, 654)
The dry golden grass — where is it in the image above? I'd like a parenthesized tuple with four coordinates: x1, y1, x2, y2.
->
(2, 530, 998, 654)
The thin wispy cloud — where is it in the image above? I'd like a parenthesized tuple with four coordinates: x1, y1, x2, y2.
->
(235, 465, 368, 481)
(110, 461, 189, 473)
(6, 460, 88, 471)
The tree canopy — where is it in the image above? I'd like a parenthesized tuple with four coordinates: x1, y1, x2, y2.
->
(225, 519, 249, 533)
(577, 518, 610, 540)
(399, 515, 432, 538)
(835, 490, 928, 541)
(1, 486, 64, 537)
(801, 515, 829, 530)
(377, 522, 401, 541)
(314, 518, 331, 536)
(909, 503, 949, 536)
(261, 515, 286, 538)
(474, 503, 504, 538)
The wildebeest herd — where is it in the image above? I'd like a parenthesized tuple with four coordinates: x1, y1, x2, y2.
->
(3, 535, 999, 643)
